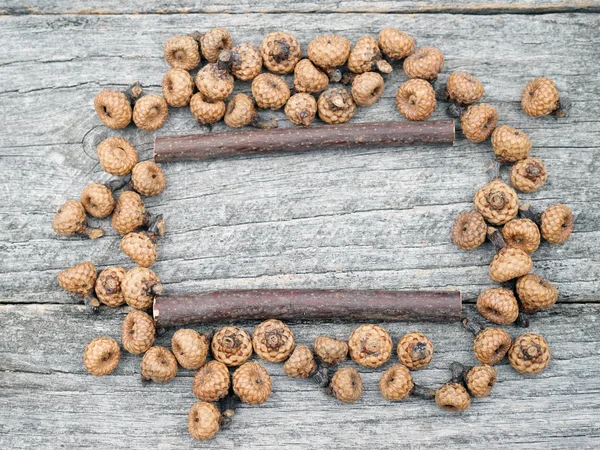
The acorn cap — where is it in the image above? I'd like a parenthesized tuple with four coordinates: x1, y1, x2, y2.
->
(96, 137, 138, 176)
(131, 161, 166, 197)
(52, 200, 88, 237)
(80, 183, 115, 219)
(473, 179, 519, 226)
(379, 364, 414, 401)
(396, 332, 434, 370)
(190, 93, 226, 125)
(121, 310, 156, 354)
(133, 95, 168, 131)
(510, 157, 548, 193)
(351, 72, 385, 107)
(112, 191, 147, 235)
(58, 261, 97, 297)
(473, 327, 512, 365)
(461, 103, 498, 143)
(172, 329, 210, 370)
(83, 337, 121, 376)
(348, 324, 393, 368)
(162, 68, 195, 107)
(230, 42, 263, 81)
(465, 364, 497, 398)
(94, 90, 132, 129)
(396, 78, 436, 121)
(188, 401, 222, 440)
(307, 35, 351, 69)
(232, 361, 272, 405)
(193, 360, 231, 402)
(284, 93, 317, 127)
(252, 319, 295, 363)
(491, 125, 531, 162)
(224, 93, 257, 128)
(446, 72, 484, 106)
(121, 266, 162, 310)
(502, 218, 541, 254)
(378, 28, 415, 60)
(164, 35, 200, 71)
(329, 367, 363, 403)
(317, 87, 356, 124)
(211, 325, 253, 367)
(141, 346, 178, 383)
(403, 47, 444, 80)
(121, 232, 158, 267)
(313, 336, 348, 365)
(252, 73, 291, 110)
(95, 266, 127, 307)
(508, 333, 551, 374)
(516, 274, 558, 312)
(293, 59, 329, 94)
(435, 383, 471, 412)
(476, 287, 519, 325)
(260, 32, 302, 74)
(284, 345, 317, 378)
(347, 36, 391, 74)
(489, 247, 533, 283)
(521, 77, 560, 117)
(196, 63, 235, 102)
(451, 211, 487, 251)
(541, 204, 573, 244)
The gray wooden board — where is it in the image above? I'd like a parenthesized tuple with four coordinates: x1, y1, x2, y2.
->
(0, 9, 599, 450)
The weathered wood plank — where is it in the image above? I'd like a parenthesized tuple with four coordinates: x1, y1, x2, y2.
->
(1, 303, 599, 449)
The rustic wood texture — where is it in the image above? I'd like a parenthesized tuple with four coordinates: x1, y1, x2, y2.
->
(0, 8, 599, 449)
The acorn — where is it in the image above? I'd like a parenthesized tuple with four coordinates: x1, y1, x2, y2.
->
(162, 68, 194, 107)
(94, 88, 135, 129)
(476, 287, 519, 325)
(378, 28, 415, 60)
(307, 35, 351, 71)
(188, 402, 222, 441)
(83, 337, 120, 376)
(112, 191, 148, 235)
(252, 319, 295, 363)
(232, 361, 272, 405)
(141, 346, 178, 383)
(172, 329, 210, 370)
(540, 204, 573, 244)
(451, 211, 487, 251)
(164, 35, 200, 71)
(379, 364, 414, 401)
(522, 77, 568, 118)
(395, 78, 436, 121)
(228, 43, 263, 81)
(212, 326, 253, 367)
(403, 47, 444, 80)
(516, 274, 558, 312)
(510, 157, 548, 193)
(435, 363, 472, 413)
(80, 183, 115, 219)
(284, 345, 318, 378)
(190, 93, 226, 125)
(351, 72, 385, 107)
(347, 36, 392, 74)
(328, 367, 363, 403)
(131, 161, 166, 197)
(284, 93, 317, 127)
(464, 364, 497, 398)
(293, 59, 329, 94)
(502, 218, 540, 254)
(508, 333, 551, 374)
(445, 72, 484, 105)
(461, 103, 498, 143)
(313, 336, 348, 365)
(121, 231, 158, 267)
(96, 137, 138, 176)
(132, 94, 168, 131)
(200, 27, 233, 63)
(252, 73, 291, 110)
(52, 200, 104, 239)
(462, 317, 512, 365)
(348, 324, 392, 368)
(317, 87, 356, 124)
(95, 266, 127, 307)
(121, 310, 156, 355)
(195, 63, 234, 102)
(473, 178, 519, 226)
(396, 332, 434, 370)
(224, 93, 277, 129)
(58, 261, 97, 298)
(193, 360, 231, 402)
(491, 125, 531, 162)
(260, 32, 302, 74)
(488, 227, 534, 283)
(121, 266, 162, 310)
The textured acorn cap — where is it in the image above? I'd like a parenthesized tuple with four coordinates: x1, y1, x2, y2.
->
(489, 247, 533, 283)
(95, 266, 127, 307)
(510, 157, 548, 193)
(252, 73, 291, 110)
(80, 183, 115, 219)
(516, 274, 558, 312)
(230, 42, 263, 81)
(284, 345, 317, 378)
(348, 324, 392, 368)
(451, 211, 487, 251)
(131, 161, 166, 197)
(293, 59, 329, 94)
(352, 72, 385, 107)
(188, 402, 221, 441)
(193, 360, 231, 402)
(396, 78, 436, 121)
(112, 191, 147, 235)
(461, 103, 498, 143)
(232, 361, 272, 405)
(164, 35, 200, 71)
(476, 287, 519, 324)
(313, 336, 348, 365)
(190, 93, 226, 125)
(83, 337, 121, 376)
(329, 367, 363, 403)
(172, 329, 210, 370)
(260, 32, 302, 74)
(502, 218, 540, 254)
(465, 364, 497, 398)
(540, 204, 573, 244)
(397, 332, 434, 370)
(347, 36, 391, 74)
(52, 200, 88, 237)
(141, 346, 178, 382)
(435, 383, 471, 411)
(446, 72, 484, 106)
(133, 95, 168, 131)
(121, 232, 158, 267)
(212, 325, 253, 367)
(473, 327, 512, 365)
(94, 90, 132, 129)
(162, 68, 194, 107)
(317, 87, 356, 124)
(491, 125, 531, 162)
(379, 364, 414, 401)
(224, 93, 257, 128)
(284, 93, 317, 127)
(521, 77, 560, 117)
(473, 179, 519, 226)
(96, 137, 138, 176)
(121, 266, 162, 310)
(121, 310, 156, 354)
(200, 27, 232, 62)
(252, 319, 295, 363)
(508, 333, 551, 374)
(195, 63, 234, 102)
(307, 35, 351, 69)
(403, 47, 444, 80)
(58, 261, 97, 297)
(378, 28, 415, 60)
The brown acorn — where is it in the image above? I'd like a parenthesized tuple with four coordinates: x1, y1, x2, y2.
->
(488, 227, 534, 283)
(378, 28, 415, 60)
(451, 211, 487, 251)
(293, 59, 329, 94)
(461, 103, 498, 143)
(121, 266, 162, 310)
(464, 364, 497, 398)
(317, 87, 356, 124)
(463, 317, 512, 365)
(121, 310, 156, 355)
(397, 332, 434, 370)
(307, 35, 351, 70)
(379, 364, 414, 401)
(473, 179, 519, 226)
(476, 287, 519, 325)
(435, 383, 470, 412)
(284, 93, 317, 127)
(351, 72, 385, 107)
(52, 200, 104, 239)
(188, 402, 222, 441)
(164, 35, 200, 71)
(260, 32, 302, 74)
(95, 266, 127, 307)
(172, 329, 210, 370)
(190, 93, 226, 125)
(540, 204, 573, 244)
(329, 367, 363, 403)
(510, 157, 548, 193)
(252, 73, 291, 110)
(224, 93, 277, 129)
(229, 42, 263, 81)
(491, 125, 532, 162)
(445, 72, 484, 106)
(212, 326, 253, 367)
(94, 89, 133, 129)
(347, 36, 392, 74)
(83, 337, 120, 376)
(58, 261, 97, 297)
(141, 346, 178, 383)
(112, 191, 147, 235)
(516, 274, 558, 312)
(508, 333, 551, 374)
(348, 324, 393, 368)
(200, 28, 233, 63)
(403, 47, 444, 80)
(522, 77, 567, 117)
(131, 161, 166, 197)
(132, 94, 168, 131)
(502, 218, 540, 254)
(232, 361, 272, 405)
(162, 68, 194, 107)
(121, 231, 158, 267)
(195, 63, 234, 102)
(80, 183, 115, 219)
(96, 137, 138, 176)
(252, 319, 295, 363)
(284, 345, 318, 378)
(396, 78, 436, 121)
(193, 360, 231, 402)
(313, 336, 348, 365)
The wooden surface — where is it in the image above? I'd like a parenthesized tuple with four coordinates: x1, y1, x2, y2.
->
(0, 5, 599, 449)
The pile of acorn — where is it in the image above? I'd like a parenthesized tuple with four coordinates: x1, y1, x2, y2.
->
(51, 26, 574, 441)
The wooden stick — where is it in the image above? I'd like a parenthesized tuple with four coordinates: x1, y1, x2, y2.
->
(154, 120, 455, 162)
(153, 289, 462, 327)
